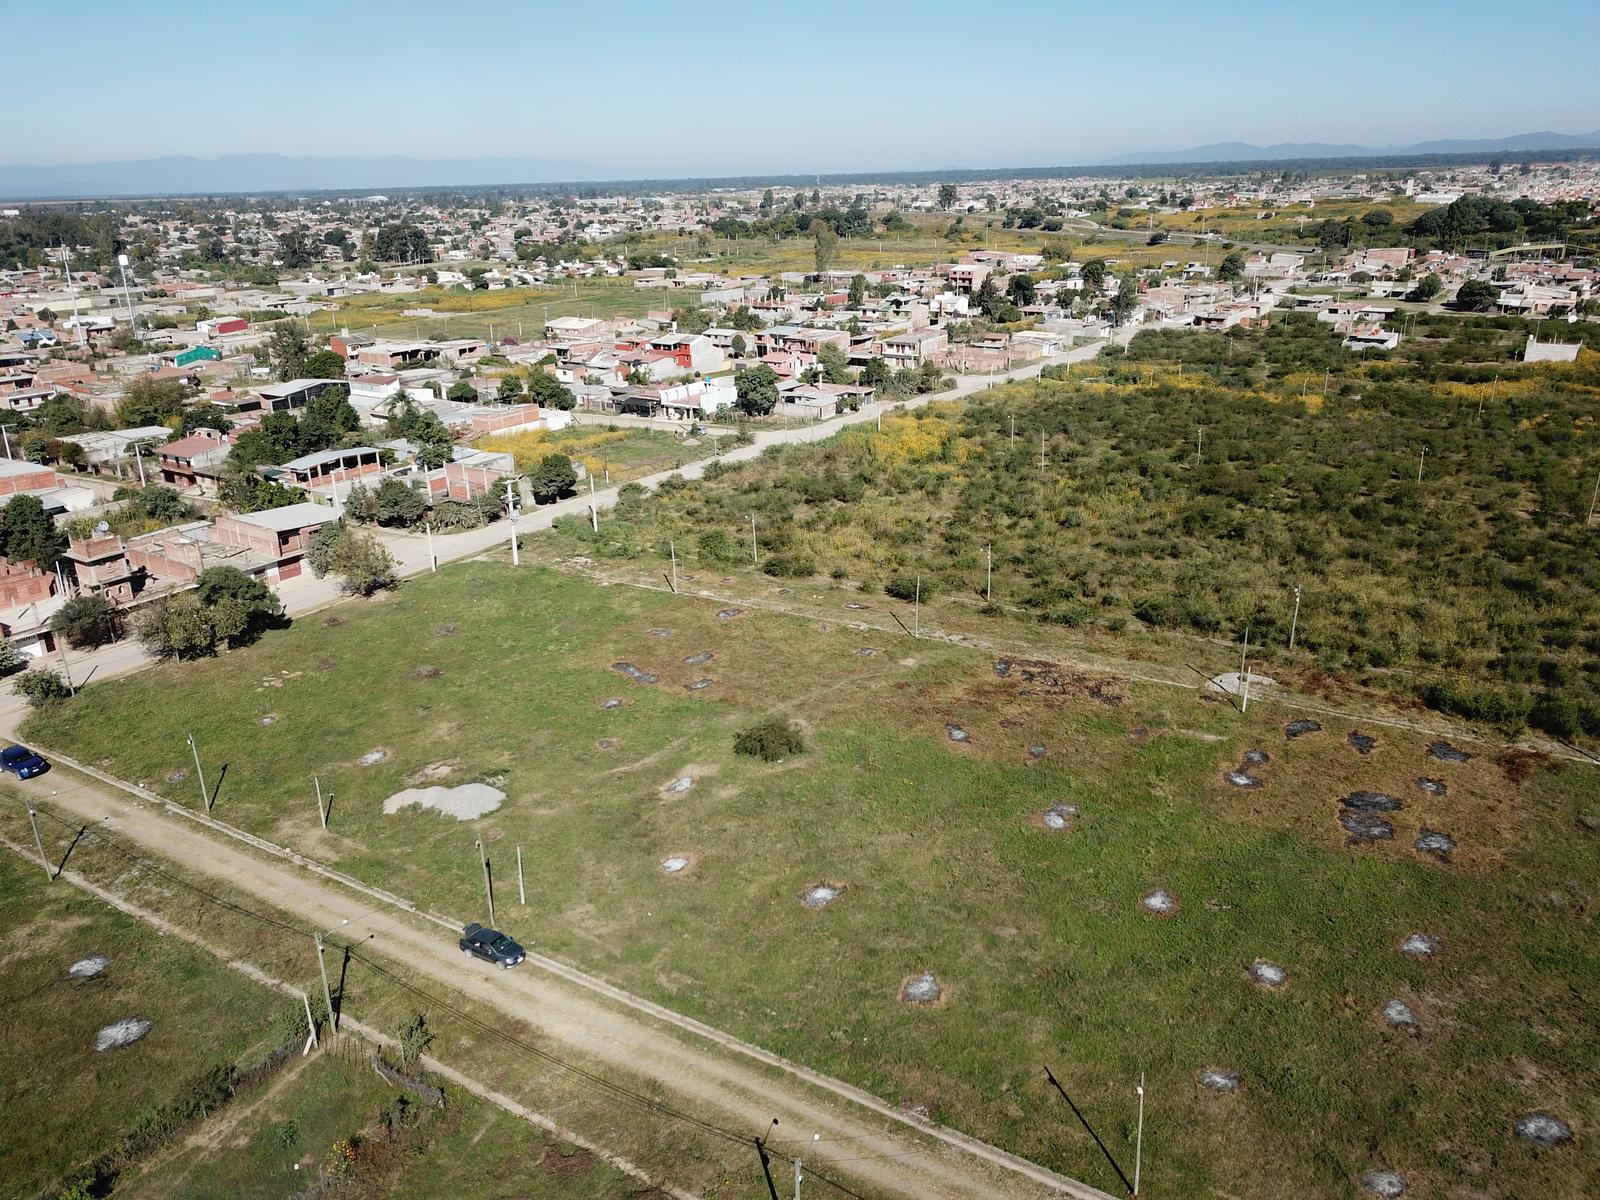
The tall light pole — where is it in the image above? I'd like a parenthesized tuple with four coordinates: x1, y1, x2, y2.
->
(1133, 1073, 1146, 1198)
(748, 513, 758, 564)
(116, 253, 138, 339)
(1288, 585, 1302, 650)
(1239, 624, 1251, 714)
(186, 731, 209, 810)
(986, 544, 993, 603)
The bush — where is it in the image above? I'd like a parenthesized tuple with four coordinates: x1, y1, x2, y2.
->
(761, 552, 816, 578)
(1421, 677, 1532, 731)
(14, 667, 72, 708)
(733, 717, 805, 762)
(885, 574, 935, 603)
(51, 594, 122, 649)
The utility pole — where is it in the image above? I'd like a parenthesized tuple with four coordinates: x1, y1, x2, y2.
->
(755, 1120, 781, 1200)
(425, 522, 436, 572)
(669, 539, 678, 592)
(314, 933, 336, 1032)
(749, 513, 758, 564)
(516, 844, 526, 905)
(1288, 585, 1302, 650)
(301, 990, 319, 1053)
(1588, 466, 1600, 524)
(134, 441, 147, 486)
(1417, 446, 1427, 484)
(1134, 1073, 1146, 1198)
(1196, 425, 1204, 464)
(314, 777, 327, 829)
(913, 574, 921, 637)
(27, 806, 51, 878)
(986, 544, 993, 603)
(1239, 625, 1251, 714)
(187, 732, 210, 811)
(476, 839, 495, 925)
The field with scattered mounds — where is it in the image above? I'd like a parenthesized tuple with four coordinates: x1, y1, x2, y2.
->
(23, 551, 1600, 1198)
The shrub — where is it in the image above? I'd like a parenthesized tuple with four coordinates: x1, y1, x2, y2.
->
(761, 552, 816, 578)
(1421, 677, 1532, 731)
(733, 717, 805, 762)
(51, 594, 122, 649)
(14, 667, 72, 708)
(885, 574, 935, 603)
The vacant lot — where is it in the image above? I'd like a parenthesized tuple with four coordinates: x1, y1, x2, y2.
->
(24, 556, 1600, 1197)
(477, 423, 724, 483)
(0, 855, 289, 1198)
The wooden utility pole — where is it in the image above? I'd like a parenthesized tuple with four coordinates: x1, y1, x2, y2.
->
(314, 934, 336, 1032)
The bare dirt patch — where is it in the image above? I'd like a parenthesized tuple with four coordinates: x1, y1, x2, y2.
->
(383, 783, 505, 820)
(801, 882, 845, 908)
(95, 1017, 153, 1051)
(435, 624, 456, 637)
(410, 665, 443, 680)
(1245, 960, 1289, 991)
(540, 1145, 598, 1179)
(900, 971, 945, 1006)
(660, 852, 700, 877)
(358, 748, 389, 766)
(69, 955, 111, 979)
(992, 658, 1124, 705)
(1139, 888, 1179, 917)
(407, 761, 456, 784)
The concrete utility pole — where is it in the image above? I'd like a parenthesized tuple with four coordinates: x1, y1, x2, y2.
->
(116, 253, 138, 336)
(669, 539, 678, 592)
(186, 732, 209, 811)
(425, 522, 436, 572)
(749, 513, 758, 564)
(1239, 625, 1251, 713)
(301, 991, 319, 1053)
(913, 574, 921, 637)
(1134, 1073, 1146, 1198)
(1417, 446, 1427, 484)
(27, 806, 51, 878)
(1288, 586, 1302, 650)
(134, 441, 147, 486)
(1196, 425, 1204, 463)
(986, 544, 993, 603)
(314, 933, 336, 1032)
(1588, 466, 1600, 524)
(516, 845, 526, 905)
(477, 839, 495, 925)
(314, 777, 327, 829)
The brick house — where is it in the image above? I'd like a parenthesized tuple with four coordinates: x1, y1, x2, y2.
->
(209, 503, 339, 582)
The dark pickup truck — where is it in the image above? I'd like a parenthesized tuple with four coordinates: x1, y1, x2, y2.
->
(459, 923, 526, 969)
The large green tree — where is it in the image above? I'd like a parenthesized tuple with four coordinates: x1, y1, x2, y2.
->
(528, 453, 577, 503)
(0, 494, 65, 568)
(734, 364, 780, 416)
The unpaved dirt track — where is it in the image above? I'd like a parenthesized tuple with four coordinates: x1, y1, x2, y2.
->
(23, 771, 1112, 1200)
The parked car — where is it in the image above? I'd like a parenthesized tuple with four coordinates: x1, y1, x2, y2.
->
(459, 922, 525, 969)
(0, 744, 49, 779)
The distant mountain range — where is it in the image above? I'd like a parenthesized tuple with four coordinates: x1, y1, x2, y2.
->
(1103, 129, 1600, 165)
(0, 153, 586, 199)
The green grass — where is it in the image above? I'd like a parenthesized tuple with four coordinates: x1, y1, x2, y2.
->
(23, 559, 1600, 1197)
(118, 1050, 637, 1200)
(0, 855, 290, 1199)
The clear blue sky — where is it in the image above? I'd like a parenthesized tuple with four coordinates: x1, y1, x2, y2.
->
(9, 0, 1600, 174)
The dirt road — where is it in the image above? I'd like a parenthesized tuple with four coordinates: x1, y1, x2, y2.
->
(22, 766, 1111, 1200)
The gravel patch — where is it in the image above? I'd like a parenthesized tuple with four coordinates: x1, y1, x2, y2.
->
(1358, 1168, 1406, 1198)
(612, 662, 660, 685)
(682, 651, 714, 666)
(95, 1017, 153, 1052)
(1414, 828, 1457, 861)
(384, 783, 505, 821)
(715, 608, 743, 621)
(1427, 740, 1471, 763)
(600, 697, 624, 710)
(855, 646, 880, 657)
(1515, 1112, 1573, 1148)
(1139, 888, 1179, 917)
(1027, 744, 1048, 760)
(1342, 791, 1403, 812)
(167, 769, 188, 783)
(900, 971, 943, 1005)
(1348, 731, 1378, 754)
(358, 749, 388, 766)
(946, 723, 970, 743)
(844, 602, 869, 610)
(69, 955, 111, 979)
(1246, 960, 1289, 990)
(1399, 933, 1441, 959)
(435, 624, 456, 637)
(1242, 749, 1270, 766)
(1339, 810, 1395, 843)
(1382, 999, 1420, 1032)
(257, 714, 278, 726)
(1284, 718, 1323, 738)
(648, 628, 672, 638)
(801, 883, 845, 908)
(662, 776, 694, 797)
(660, 855, 693, 875)
(685, 677, 715, 691)
(1196, 1069, 1242, 1093)
(1224, 769, 1263, 788)
(1414, 777, 1448, 796)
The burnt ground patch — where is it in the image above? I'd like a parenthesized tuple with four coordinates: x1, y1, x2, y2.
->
(1348, 731, 1378, 755)
(991, 658, 1124, 705)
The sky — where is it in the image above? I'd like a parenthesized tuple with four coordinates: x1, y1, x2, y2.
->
(8, 0, 1600, 176)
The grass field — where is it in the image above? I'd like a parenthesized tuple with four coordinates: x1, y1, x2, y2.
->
(476, 423, 724, 481)
(0, 855, 290, 1199)
(117, 1049, 638, 1200)
(22, 555, 1600, 1198)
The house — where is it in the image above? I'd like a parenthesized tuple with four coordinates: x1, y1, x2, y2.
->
(209, 503, 339, 582)
(945, 263, 992, 295)
(756, 325, 850, 356)
(1343, 326, 1400, 352)
(62, 534, 136, 604)
(155, 429, 231, 493)
(272, 446, 383, 490)
(172, 345, 221, 369)
(255, 377, 346, 413)
(646, 332, 726, 376)
(54, 425, 171, 477)
(0, 458, 60, 498)
(877, 329, 948, 369)
(544, 316, 607, 341)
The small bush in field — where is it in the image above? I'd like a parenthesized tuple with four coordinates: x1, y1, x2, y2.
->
(734, 717, 805, 762)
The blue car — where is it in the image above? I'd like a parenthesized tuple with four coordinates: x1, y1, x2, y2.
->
(1, 744, 49, 779)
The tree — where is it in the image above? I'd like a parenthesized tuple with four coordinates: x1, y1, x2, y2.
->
(496, 374, 525, 402)
(1360, 209, 1395, 230)
(1217, 251, 1246, 282)
(306, 522, 396, 596)
(817, 341, 851, 385)
(118, 484, 190, 525)
(219, 474, 304, 514)
(937, 183, 959, 210)
(848, 273, 867, 309)
(1006, 273, 1037, 307)
(372, 477, 426, 527)
(813, 223, 839, 277)
(528, 453, 577, 503)
(1408, 273, 1444, 302)
(734, 364, 780, 416)
(137, 593, 218, 660)
(194, 565, 280, 647)
(733, 717, 805, 762)
(626, 365, 652, 386)
(267, 322, 312, 381)
(860, 357, 892, 392)
(1108, 275, 1140, 326)
(0, 638, 22, 676)
(276, 226, 316, 269)
(1455, 279, 1498, 312)
(0, 494, 65, 568)
(396, 1012, 434, 1073)
(14, 667, 72, 708)
(447, 379, 479, 403)
(525, 369, 576, 411)
(116, 376, 189, 427)
(730, 333, 748, 358)
(302, 349, 345, 380)
(51, 594, 121, 649)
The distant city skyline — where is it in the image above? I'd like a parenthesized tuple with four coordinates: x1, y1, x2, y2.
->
(8, 0, 1600, 177)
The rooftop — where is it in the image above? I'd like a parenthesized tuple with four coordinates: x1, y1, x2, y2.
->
(231, 502, 339, 533)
